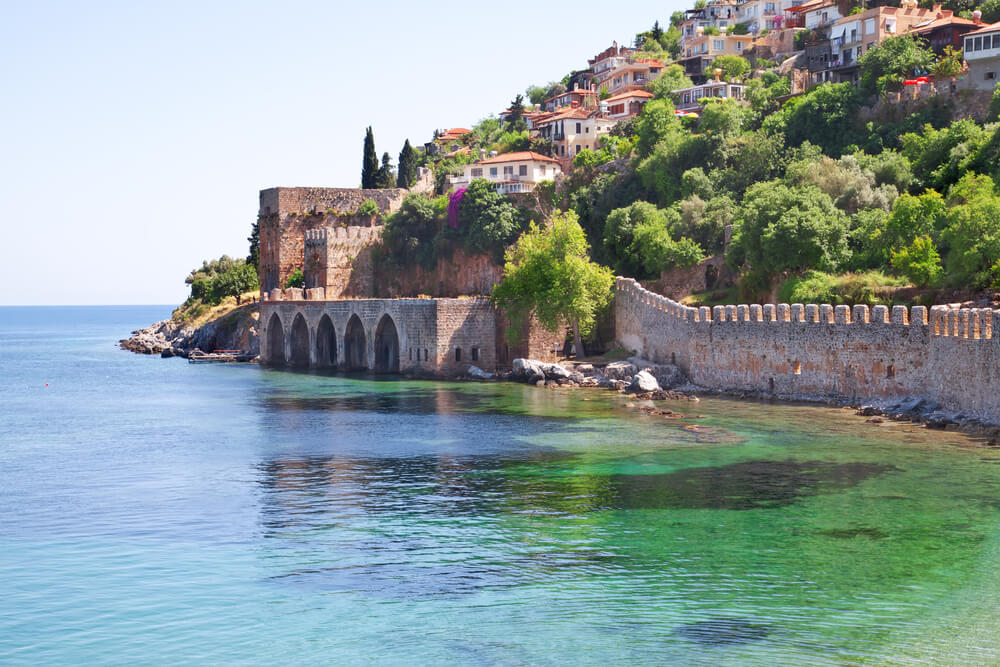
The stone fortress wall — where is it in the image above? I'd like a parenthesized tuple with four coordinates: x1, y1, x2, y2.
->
(259, 292, 497, 376)
(257, 167, 433, 295)
(615, 278, 1000, 425)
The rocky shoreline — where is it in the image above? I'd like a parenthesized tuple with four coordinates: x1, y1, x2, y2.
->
(469, 356, 1000, 443)
(119, 304, 260, 361)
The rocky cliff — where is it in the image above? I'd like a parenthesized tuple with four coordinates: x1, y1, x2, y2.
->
(120, 303, 259, 359)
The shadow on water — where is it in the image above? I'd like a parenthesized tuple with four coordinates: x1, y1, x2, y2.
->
(676, 618, 773, 646)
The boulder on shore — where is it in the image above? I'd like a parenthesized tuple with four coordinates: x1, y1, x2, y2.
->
(467, 365, 494, 380)
(604, 361, 638, 381)
(511, 358, 571, 383)
(626, 370, 661, 394)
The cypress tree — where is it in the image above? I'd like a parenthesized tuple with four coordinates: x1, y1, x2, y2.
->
(246, 220, 260, 271)
(376, 152, 395, 189)
(397, 139, 417, 188)
(361, 126, 378, 189)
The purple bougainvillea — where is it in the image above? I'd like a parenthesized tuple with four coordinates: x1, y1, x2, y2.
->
(448, 188, 466, 229)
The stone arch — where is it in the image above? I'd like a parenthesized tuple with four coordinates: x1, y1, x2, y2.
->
(266, 312, 285, 365)
(315, 314, 337, 368)
(374, 314, 400, 373)
(290, 313, 310, 368)
(344, 314, 368, 371)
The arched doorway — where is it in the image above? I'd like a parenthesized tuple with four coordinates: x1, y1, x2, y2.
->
(374, 314, 400, 373)
(266, 313, 285, 365)
(290, 313, 310, 368)
(344, 315, 367, 371)
(315, 314, 337, 368)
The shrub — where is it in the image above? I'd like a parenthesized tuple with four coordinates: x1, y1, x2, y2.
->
(284, 269, 304, 289)
(357, 199, 379, 216)
(891, 236, 942, 287)
(777, 270, 907, 306)
(213, 263, 259, 302)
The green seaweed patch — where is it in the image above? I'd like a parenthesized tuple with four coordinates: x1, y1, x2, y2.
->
(676, 618, 772, 646)
(608, 460, 899, 511)
(816, 526, 889, 540)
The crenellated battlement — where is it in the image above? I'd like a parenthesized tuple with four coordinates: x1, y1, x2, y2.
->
(615, 277, 997, 339)
(615, 277, 1000, 425)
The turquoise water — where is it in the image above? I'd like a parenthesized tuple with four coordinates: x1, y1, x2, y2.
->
(3, 306, 1000, 665)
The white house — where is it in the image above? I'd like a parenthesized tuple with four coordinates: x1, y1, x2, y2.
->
(449, 151, 562, 195)
(963, 21, 1000, 90)
(673, 80, 747, 112)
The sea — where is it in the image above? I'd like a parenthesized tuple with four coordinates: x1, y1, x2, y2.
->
(3, 305, 1000, 665)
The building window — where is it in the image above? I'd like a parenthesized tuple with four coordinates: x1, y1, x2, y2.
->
(471, 168, 482, 178)
(455, 348, 462, 362)
(736, 41, 744, 50)
(975, 36, 983, 51)
(471, 347, 479, 361)
(519, 164, 527, 176)
(575, 144, 582, 154)
(987, 71, 997, 80)
(424, 349, 428, 361)
(713, 39, 724, 50)
(994, 34, 1000, 48)
(490, 167, 498, 177)
(575, 122, 581, 133)
(864, 18, 874, 34)
(503, 165, 514, 176)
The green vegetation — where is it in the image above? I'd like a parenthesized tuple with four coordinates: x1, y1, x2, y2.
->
(397, 139, 418, 188)
(181, 255, 258, 321)
(491, 211, 614, 355)
(361, 126, 378, 189)
(381, 27, 1000, 311)
(357, 199, 379, 217)
(284, 269, 304, 289)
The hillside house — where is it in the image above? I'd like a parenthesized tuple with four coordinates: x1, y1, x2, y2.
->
(449, 151, 562, 195)
(962, 21, 1000, 90)
(673, 80, 747, 112)
(534, 108, 616, 164)
(603, 90, 654, 120)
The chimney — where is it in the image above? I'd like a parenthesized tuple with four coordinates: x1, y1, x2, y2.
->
(973, 8, 982, 23)
(574, 82, 579, 91)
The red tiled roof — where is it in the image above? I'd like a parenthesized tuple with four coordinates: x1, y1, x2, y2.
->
(477, 151, 560, 165)
(603, 90, 654, 103)
(910, 15, 978, 32)
(966, 21, 1000, 35)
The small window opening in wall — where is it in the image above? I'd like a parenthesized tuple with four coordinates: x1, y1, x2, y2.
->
(768, 377, 775, 393)
(671, 352, 676, 364)
(504, 344, 509, 361)
(472, 347, 479, 361)
(409, 348, 413, 361)
(793, 361, 801, 375)
(887, 364, 895, 379)
(424, 349, 428, 361)
(455, 348, 462, 362)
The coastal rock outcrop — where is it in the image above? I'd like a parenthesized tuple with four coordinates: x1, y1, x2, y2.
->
(120, 304, 259, 360)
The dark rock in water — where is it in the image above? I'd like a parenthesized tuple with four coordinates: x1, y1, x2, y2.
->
(677, 618, 771, 646)
(816, 526, 888, 540)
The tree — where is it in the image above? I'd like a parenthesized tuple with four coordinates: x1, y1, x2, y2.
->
(459, 179, 521, 258)
(526, 85, 548, 105)
(876, 190, 947, 261)
(941, 173, 1000, 286)
(247, 220, 260, 271)
(931, 45, 964, 79)
(646, 64, 694, 102)
(729, 181, 851, 277)
(507, 94, 526, 127)
(858, 34, 934, 95)
(698, 98, 747, 137)
(397, 139, 418, 188)
(651, 20, 663, 42)
(891, 236, 942, 286)
(361, 126, 378, 189)
(633, 98, 683, 158)
(763, 83, 862, 156)
(284, 268, 304, 289)
(491, 210, 614, 358)
(213, 263, 259, 302)
(375, 152, 395, 189)
(711, 55, 751, 81)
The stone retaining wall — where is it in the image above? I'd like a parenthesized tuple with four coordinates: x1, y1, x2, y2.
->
(615, 277, 1000, 424)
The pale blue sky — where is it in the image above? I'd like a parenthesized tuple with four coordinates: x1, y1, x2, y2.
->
(0, 0, 683, 305)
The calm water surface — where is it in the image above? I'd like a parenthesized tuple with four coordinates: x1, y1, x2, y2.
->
(2, 306, 1000, 665)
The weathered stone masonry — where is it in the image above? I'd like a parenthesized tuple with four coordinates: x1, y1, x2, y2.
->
(259, 291, 497, 375)
(615, 277, 1000, 425)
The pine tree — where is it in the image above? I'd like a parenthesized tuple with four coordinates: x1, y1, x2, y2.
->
(246, 220, 260, 271)
(397, 139, 417, 188)
(361, 126, 378, 189)
(375, 152, 395, 189)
